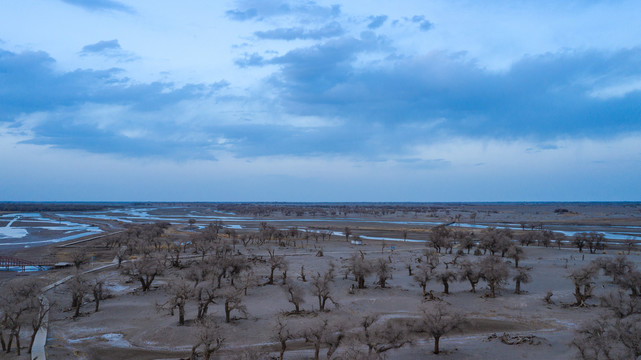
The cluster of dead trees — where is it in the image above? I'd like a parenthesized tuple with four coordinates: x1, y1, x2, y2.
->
(267, 301, 465, 360)
(0, 278, 49, 356)
(343, 248, 530, 299)
(570, 255, 641, 359)
(213, 203, 461, 219)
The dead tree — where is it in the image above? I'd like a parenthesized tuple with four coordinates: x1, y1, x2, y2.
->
(415, 303, 465, 354)
(304, 316, 346, 360)
(413, 263, 432, 297)
(347, 253, 373, 289)
(513, 267, 531, 294)
(191, 317, 225, 360)
(69, 274, 90, 318)
(284, 283, 305, 314)
(273, 316, 294, 360)
(221, 286, 247, 323)
(163, 278, 193, 325)
(0, 278, 40, 356)
(92, 279, 105, 312)
(267, 249, 286, 285)
(506, 245, 524, 268)
(458, 259, 481, 293)
(359, 315, 412, 356)
(122, 254, 166, 291)
(568, 264, 599, 307)
(435, 270, 457, 294)
(374, 258, 392, 288)
(28, 295, 50, 355)
(480, 255, 509, 298)
(311, 268, 338, 312)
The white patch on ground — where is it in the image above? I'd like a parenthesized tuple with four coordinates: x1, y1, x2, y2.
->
(68, 333, 132, 348)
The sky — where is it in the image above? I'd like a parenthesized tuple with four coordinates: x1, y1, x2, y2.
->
(1, 0, 640, 202)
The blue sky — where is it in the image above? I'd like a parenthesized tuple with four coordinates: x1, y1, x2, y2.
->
(1, 0, 640, 201)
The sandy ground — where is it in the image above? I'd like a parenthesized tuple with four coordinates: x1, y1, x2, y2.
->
(2, 203, 641, 359)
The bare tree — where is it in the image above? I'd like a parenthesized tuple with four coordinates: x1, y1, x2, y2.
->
(598, 255, 635, 285)
(220, 286, 247, 323)
(347, 253, 373, 289)
(304, 316, 346, 360)
(0, 278, 40, 356)
(569, 264, 599, 307)
(373, 258, 392, 288)
(573, 233, 588, 253)
(479, 255, 509, 298)
(28, 295, 50, 355)
(458, 259, 481, 293)
(458, 233, 476, 254)
(122, 254, 166, 292)
(413, 263, 432, 297)
(68, 273, 90, 318)
(70, 248, 89, 270)
(191, 317, 225, 360)
(572, 315, 641, 360)
(267, 249, 286, 285)
(506, 245, 524, 268)
(435, 270, 457, 294)
(344, 227, 352, 242)
(163, 278, 193, 325)
(421, 249, 439, 272)
(513, 267, 531, 294)
(600, 289, 641, 318)
(311, 267, 338, 312)
(358, 315, 412, 356)
(92, 278, 105, 313)
(273, 316, 294, 360)
(284, 282, 305, 314)
(415, 303, 465, 354)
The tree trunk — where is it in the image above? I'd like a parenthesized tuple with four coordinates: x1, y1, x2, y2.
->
(269, 268, 275, 285)
(14, 331, 21, 356)
(358, 276, 365, 289)
(442, 280, 449, 294)
(179, 304, 185, 325)
(515, 279, 521, 294)
(225, 302, 231, 323)
(279, 340, 286, 360)
(433, 335, 440, 354)
(74, 297, 82, 317)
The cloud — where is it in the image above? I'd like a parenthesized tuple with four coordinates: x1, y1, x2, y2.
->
(80, 39, 138, 61)
(60, 0, 134, 13)
(81, 39, 121, 53)
(0, 48, 228, 158)
(254, 22, 344, 40)
(367, 15, 388, 29)
(235, 53, 265, 68)
(225, 8, 258, 21)
(247, 39, 641, 156)
(226, 0, 340, 21)
(410, 15, 433, 31)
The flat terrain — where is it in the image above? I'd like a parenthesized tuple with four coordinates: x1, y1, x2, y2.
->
(1, 202, 641, 359)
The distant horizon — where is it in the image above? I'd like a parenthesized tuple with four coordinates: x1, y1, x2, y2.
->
(2, 200, 640, 205)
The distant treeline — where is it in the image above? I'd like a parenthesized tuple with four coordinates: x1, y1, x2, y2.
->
(0, 203, 121, 212)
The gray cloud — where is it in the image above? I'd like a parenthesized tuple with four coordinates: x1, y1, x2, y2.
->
(367, 15, 388, 29)
(80, 39, 138, 61)
(81, 39, 121, 53)
(60, 0, 134, 13)
(254, 22, 344, 40)
(226, 0, 340, 21)
(253, 39, 641, 150)
(0, 48, 228, 158)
